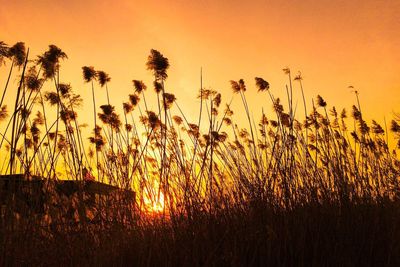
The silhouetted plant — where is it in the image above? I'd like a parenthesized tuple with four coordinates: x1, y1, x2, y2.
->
(0, 42, 399, 267)
(37, 45, 67, 79)
(146, 49, 169, 81)
(255, 77, 270, 92)
(8, 42, 26, 67)
(0, 42, 26, 113)
(97, 70, 111, 104)
(83, 66, 100, 180)
(0, 41, 9, 66)
(0, 105, 7, 122)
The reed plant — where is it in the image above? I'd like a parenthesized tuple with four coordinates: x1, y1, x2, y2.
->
(0, 41, 399, 266)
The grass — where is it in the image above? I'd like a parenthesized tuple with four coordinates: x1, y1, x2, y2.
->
(0, 41, 400, 266)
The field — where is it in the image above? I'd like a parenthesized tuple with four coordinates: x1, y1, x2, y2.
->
(0, 42, 400, 266)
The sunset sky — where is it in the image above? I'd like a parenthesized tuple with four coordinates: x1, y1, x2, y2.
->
(1, 0, 399, 132)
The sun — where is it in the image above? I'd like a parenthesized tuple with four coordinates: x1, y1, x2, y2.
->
(143, 182, 165, 214)
(146, 193, 164, 214)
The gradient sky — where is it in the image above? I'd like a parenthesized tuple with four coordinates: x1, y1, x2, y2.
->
(1, 0, 399, 131)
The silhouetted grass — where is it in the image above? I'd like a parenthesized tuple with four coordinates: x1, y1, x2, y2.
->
(0, 41, 399, 266)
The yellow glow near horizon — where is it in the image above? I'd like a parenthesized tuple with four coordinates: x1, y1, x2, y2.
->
(144, 190, 165, 214)
(143, 180, 165, 214)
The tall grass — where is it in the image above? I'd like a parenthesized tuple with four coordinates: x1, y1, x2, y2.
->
(0, 41, 399, 266)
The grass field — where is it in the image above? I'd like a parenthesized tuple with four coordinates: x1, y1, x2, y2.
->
(0, 41, 399, 266)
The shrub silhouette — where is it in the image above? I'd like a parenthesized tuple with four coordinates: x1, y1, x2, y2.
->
(0, 42, 399, 266)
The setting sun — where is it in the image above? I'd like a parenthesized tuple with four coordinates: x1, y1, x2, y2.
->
(143, 181, 165, 214)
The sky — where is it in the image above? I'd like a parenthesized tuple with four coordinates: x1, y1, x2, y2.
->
(1, 0, 400, 132)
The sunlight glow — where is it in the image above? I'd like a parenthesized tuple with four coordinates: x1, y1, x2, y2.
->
(143, 182, 165, 214)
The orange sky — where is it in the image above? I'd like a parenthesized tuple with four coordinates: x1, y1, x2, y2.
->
(1, 0, 400, 131)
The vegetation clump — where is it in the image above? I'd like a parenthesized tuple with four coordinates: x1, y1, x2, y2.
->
(0, 41, 399, 266)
